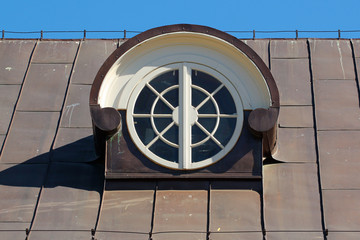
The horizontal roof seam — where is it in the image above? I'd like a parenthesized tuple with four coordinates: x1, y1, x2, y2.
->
(31, 62, 74, 65)
(271, 57, 309, 59)
(280, 104, 313, 107)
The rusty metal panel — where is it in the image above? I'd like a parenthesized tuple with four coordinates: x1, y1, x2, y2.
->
(96, 232, 149, 240)
(210, 190, 261, 232)
(271, 59, 312, 105)
(327, 232, 360, 240)
(60, 84, 92, 128)
(314, 80, 360, 130)
(266, 232, 323, 240)
(323, 190, 360, 231)
(264, 163, 322, 231)
(97, 190, 153, 233)
(29, 231, 90, 240)
(0, 85, 21, 134)
(71, 40, 117, 84)
(209, 232, 263, 240)
(0, 163, 47, 223)
(318, 131, 360, 189)
(352, 39, 360, 58)
(0, 111, 59, 164)
(274, 128, 316, 163)
(309, 40, 355, 80)
(152, 232, 206, 240)
(270, 40, 308, 59)
(243, 40, 269, 66)
(153, 190, 207, 233)
(17, 64, 71, 111)
(0, 40, 35, 84)
(31, 163, 103, 230)
(52, 127, 97, 162)
(32, 41, 79, 64)
(279, 106, 313, 128)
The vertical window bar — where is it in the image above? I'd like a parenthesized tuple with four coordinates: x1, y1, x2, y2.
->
(179, 64, 192, 169)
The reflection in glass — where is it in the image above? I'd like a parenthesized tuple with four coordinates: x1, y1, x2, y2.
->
(192, 139, 221, 162)
(150, 70, 179, 93)
(214, 87, 236, 114)
(149, 140, 179, 163)
(214, 118, 236, 146)
(134, 87, 157, 114)
(134, 118, 155, 145)
(192, 70, 221, 93)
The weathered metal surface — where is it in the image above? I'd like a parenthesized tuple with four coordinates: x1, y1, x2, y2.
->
(60, 84, 92, 128)
(90, 24, 279, 108)
(0, 135, 4, 153)
(0, 163, 47, 223)
(0, 111, 59, 164)
(351, 39, 360, 58)
(96, 232, 149, 240)
(270, 39, 308, 58)
(0, 222, 29, 230)
(210, 232, 263, 240)
(0, 231, 27, 239)
(52, 127, 97, 162)
(210, 190, 261, 232)
(152, 232, 206, 240)
(158, 181, 209, 190)
(243, 39, 269, 66)
(71, 40, 117, 84)
(0, 85, 21, 134)
(97, 190, 154, 233)
(279, 106, 313, 128)
(274, 128, 316, 163)
(318, 131, 360, 189)
(264, 163, 323, 231)
(327, 232, 360, 240)
(309, 40, 355, 80)
(323, 190, 360, 230)
(314, 80, 360, 130)
(271, 58, 312, 105)
(106, 111, 262, 179)
(266, 232, 323, 240)
(31, 163, 103, 230)
(28, 231, 90, 240)
(0, 40, 35, 84)
(355, 58, 360, 81)
(32, 41, 79, 64)
(153, 190, 207, 233)
(17, 64, 71, 111)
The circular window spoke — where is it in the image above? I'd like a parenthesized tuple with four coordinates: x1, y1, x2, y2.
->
(146, 121, 176, 148)
(198, 113, 238, 118)
(133, 113, 173, 118)
(146, 83, 176, 110)
(194, 121, 224, 149)
(195, 84, 224, 111)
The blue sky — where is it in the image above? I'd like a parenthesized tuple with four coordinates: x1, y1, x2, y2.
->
(1, 0, 360, 39)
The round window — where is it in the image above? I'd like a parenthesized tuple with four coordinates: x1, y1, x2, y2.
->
(127, 63, 243, 170)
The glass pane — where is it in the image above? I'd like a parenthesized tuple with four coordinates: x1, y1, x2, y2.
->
(154, 118, 173, 132)
(134, 86, 157, 114)
(198, 118, 217, 133)
(192, 70, 221, 93)
(192, 124, 208, 144)
(163, 124, 179, 145)
(192, 139, 221, 162)
(154, 100, 172, 114)
(213, 87, 236, 114)
(214, 118, 236, 146)
(134, 118, 155, 145)
(192, 87, 207, 107)
(163, 88, 179, 107)
(150, 70, 179, 93)
(198, 100, 216, 114)
(149, 140, 179, 163)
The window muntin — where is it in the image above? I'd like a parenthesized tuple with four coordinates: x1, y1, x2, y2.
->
(127, 63, 243, 170)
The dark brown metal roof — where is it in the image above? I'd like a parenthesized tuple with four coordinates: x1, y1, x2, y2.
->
(0, 36, 360, 239)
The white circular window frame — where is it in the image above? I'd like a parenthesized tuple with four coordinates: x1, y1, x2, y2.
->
(127, 62, 244, 170)
(97, 31, 273, 170)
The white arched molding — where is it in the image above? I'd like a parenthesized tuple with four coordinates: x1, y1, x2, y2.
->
(98, 32, 272, 110)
